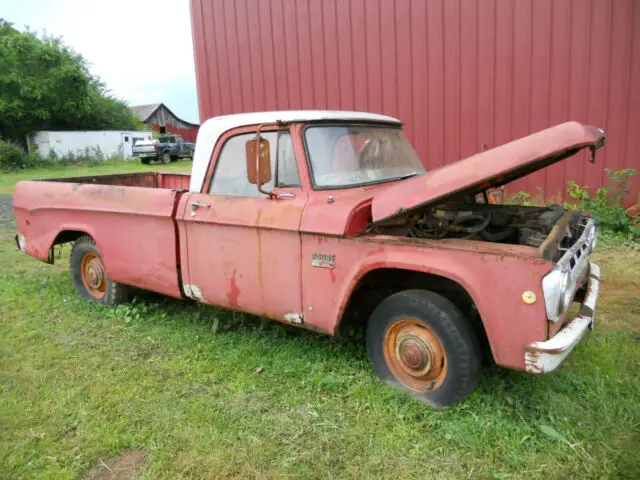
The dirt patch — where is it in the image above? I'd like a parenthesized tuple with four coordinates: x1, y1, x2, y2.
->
(85, 449, 147, 480)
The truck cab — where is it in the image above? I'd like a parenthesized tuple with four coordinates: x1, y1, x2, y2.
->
(13, 111, 603, 407)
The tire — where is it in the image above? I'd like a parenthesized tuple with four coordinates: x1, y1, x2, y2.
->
(161, 152, 171, 164)
(141, 157, 151, 165)
(70, 235, 132, 305)
(366, 289, 481, 408)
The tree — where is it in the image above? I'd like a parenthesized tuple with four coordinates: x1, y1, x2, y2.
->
(0, 19, 143, 143)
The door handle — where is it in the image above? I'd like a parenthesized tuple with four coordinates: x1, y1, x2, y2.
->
(276, 192, 296, 199)
(191, 201, 211, 210)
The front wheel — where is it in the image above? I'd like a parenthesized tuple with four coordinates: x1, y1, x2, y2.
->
(70, 235, 132, 305)
(366, 290, 481, 408)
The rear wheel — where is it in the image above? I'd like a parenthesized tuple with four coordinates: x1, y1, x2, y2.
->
(161, 152, 171, 164)
(140, 157, 151, 165)
(366, 289, 481, 407)
(70, 235, 131, 305)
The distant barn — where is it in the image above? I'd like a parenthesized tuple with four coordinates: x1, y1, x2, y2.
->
(131, 103, 199, 143)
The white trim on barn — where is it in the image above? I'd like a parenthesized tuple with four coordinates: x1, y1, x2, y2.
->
(27, 130, 154, 160)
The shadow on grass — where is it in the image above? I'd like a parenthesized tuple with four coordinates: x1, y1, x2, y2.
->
(124, 289, 558, 409)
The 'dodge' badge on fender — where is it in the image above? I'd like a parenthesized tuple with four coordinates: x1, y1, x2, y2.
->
(312, 253, 335, 269)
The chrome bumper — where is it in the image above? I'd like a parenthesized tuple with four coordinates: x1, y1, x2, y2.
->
(525, 263, 600, 374)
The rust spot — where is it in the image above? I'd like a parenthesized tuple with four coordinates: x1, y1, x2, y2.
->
(227, 269, 240, 306)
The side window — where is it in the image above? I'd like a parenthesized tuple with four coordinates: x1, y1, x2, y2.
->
(276, 132, 301, 187)
(209, 132, 277, 197)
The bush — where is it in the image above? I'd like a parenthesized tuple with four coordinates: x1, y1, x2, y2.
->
(0, 138, 40, 170)
(566, 168, 639, 239)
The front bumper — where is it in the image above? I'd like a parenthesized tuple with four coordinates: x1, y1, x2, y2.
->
(525, 262, 600, 374)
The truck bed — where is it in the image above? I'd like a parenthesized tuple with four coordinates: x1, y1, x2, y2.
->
(12, 172, 191, 298)
(45, 172, 191, 190)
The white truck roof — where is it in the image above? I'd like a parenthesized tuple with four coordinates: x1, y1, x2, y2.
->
(189, 110, 401, 192)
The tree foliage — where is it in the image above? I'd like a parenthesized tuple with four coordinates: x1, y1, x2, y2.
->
(0, 19, 144, 143)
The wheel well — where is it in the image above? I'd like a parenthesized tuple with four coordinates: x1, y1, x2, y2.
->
(53, 230, 88, 246)
(338, 268, 491, 357)
(43, 230, 89, 265)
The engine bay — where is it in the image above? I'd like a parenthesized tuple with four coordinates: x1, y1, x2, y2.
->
(372, 201, 577, 248)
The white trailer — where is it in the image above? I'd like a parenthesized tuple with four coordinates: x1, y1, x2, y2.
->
(27, 130, 154, 160)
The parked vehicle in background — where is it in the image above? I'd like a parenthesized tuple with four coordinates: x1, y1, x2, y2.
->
(132, 134, 195, 164)
(13, 111, 604, 407)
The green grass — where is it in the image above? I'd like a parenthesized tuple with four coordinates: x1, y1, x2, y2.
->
(0, 214, 639, 477)
(0, 160, 192, 195)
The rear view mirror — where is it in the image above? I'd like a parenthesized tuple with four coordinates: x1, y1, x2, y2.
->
(246, 137, 272, 185)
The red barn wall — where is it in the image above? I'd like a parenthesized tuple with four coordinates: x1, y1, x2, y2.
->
(149, 123, 199, 143)
(190, 0, 640, 202)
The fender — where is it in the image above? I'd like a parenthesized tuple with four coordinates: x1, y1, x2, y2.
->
(301, 234, 553, 370)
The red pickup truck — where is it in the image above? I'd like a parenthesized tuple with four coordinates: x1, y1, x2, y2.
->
(13, 111, 603, 407)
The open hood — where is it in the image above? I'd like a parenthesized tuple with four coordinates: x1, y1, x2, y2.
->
(371, 122, 606, 223)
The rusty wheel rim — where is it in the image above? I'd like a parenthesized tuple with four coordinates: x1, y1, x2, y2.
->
(383, 317, 448, 392)
(80, 253, 107, 299)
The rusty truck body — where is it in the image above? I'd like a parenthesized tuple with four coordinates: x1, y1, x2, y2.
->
(13, 111, 603, 406)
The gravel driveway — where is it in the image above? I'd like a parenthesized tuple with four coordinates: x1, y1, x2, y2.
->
(0, 195, 15, 230)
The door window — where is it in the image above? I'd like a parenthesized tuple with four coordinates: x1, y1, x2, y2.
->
(276, 132, 301, 188)
(209, 131, 300, 196)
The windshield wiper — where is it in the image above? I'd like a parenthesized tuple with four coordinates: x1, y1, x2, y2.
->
(389, 172, 421, 181)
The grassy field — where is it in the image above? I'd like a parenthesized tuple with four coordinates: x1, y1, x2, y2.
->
(0, 160, 192, 195)
(0, 166, 638, 479)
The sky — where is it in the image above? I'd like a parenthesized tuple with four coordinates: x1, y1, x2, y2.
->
(4, 0, 200, 124)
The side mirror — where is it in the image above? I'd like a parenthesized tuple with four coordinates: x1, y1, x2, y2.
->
(246, 136, 272, 186)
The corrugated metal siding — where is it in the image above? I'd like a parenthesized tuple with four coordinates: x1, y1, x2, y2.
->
(148, 123, 199, 143)
(190, 0, 640, 202)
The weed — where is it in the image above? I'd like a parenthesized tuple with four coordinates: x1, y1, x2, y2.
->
(566, 168, 639, 239)
(508, 190, 533, 206)
(509, 169, 639, 241)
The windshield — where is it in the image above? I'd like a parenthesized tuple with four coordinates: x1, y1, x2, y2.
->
(304, 125, 425, 188)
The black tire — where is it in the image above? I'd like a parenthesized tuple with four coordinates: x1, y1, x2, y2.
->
(161, 151, 171, 164)
(70, 235, 132, 305)
(141, 157, 151, 165)
(366, 289, 481, 408)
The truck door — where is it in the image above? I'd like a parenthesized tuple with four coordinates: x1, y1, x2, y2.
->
(179, 127, 307, 322)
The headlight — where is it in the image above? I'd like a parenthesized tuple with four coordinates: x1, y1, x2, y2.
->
(542, 267, 570, 321)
